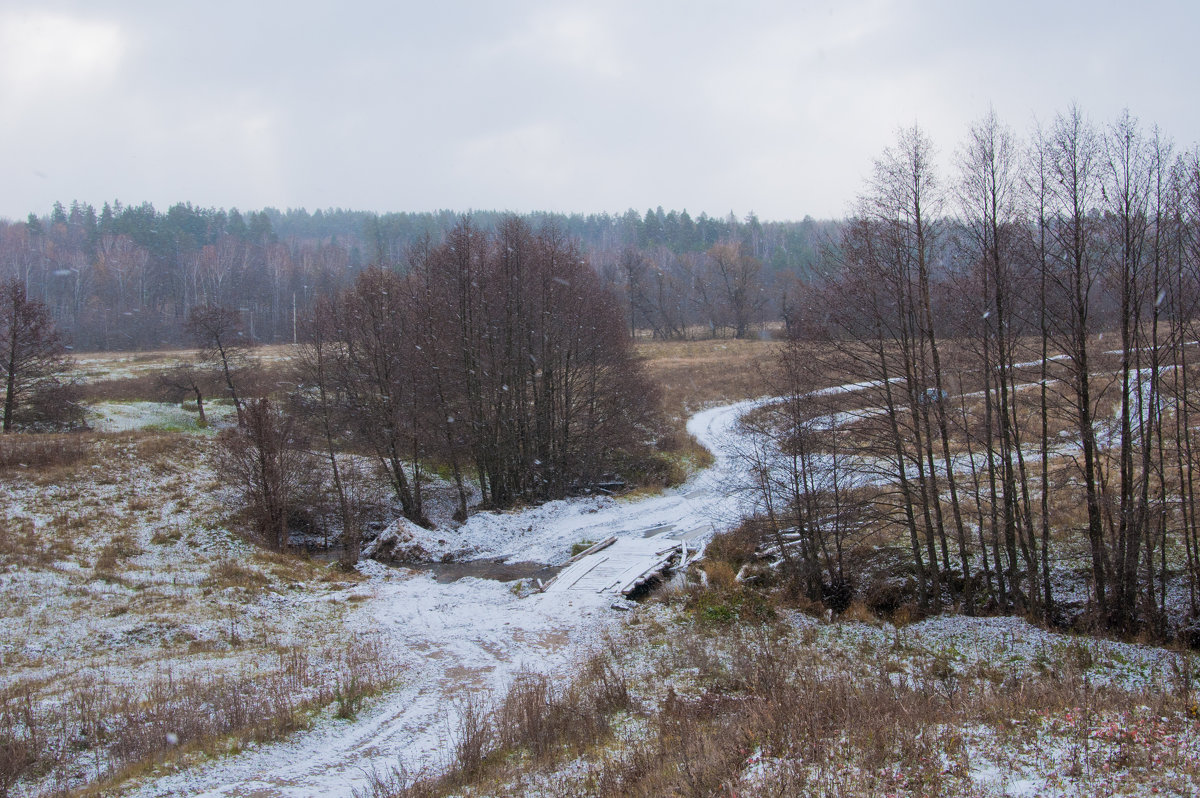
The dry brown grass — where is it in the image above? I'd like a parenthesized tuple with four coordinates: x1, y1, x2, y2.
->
(360, 607, 1200, 798)
(204, 559, 272, 591)
(93, 532, 142, 575)
(614, 429, 717, 494)
(2, 635, 397, 797)
(79, 373, 168, 403)
(260, 549, 353, 585)
(637, 338, 776, 420)
(0, 433, 92, 472)
(700, 518, 762, 571)
(0, 516, 76, 569)
(700, 560, 738, 592)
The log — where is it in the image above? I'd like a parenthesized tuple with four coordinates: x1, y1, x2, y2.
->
(568, 536, 618, 563)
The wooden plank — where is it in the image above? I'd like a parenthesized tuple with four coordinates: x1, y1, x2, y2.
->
(674, 526, 710, 542)
(567, 536, 617, 563)
(543, 536, 684, 597)
(547, 556, 608, 592)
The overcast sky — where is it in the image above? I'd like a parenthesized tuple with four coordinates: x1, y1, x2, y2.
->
(1, 0, 1195, 223)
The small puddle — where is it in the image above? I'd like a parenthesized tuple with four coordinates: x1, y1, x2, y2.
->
(312, 547, 565, 584)
(414, 560, 564, 584)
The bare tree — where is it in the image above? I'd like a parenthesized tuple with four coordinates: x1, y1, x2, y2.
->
(618, 246, 649, 337)
(157, 362, 212, 426)
(816, 218, 933, 608)
(703, 240, 765, 339)
(739, 334, 866, 606)
(1100, 110, 1155, 629)
(1044, 105, 1111, 620)
(185, 305, 254, 425)
(216, 398, 312, 551)
(1025, 120, 1057, 622)
(642, 248, 692, 340)
(858, 124, 968, 608)
(326, 217, 657, 514)
(0, 278, 72, 432)
(297, 298, 362, 562)
(333, 267, 425, 522)
(958, 109, 1031, 613)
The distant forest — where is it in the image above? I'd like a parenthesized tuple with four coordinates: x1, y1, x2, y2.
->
(0, 201, 836, 351)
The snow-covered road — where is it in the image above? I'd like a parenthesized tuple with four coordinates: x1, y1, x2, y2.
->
(128, 399, 764, 798)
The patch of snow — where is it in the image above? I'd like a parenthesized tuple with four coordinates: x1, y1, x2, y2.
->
(87, 400, 233, 432)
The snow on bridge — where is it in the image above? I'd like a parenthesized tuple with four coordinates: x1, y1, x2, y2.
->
(541, 523, 710, 596)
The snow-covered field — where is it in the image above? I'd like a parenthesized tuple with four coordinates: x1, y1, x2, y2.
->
(0, 429, 381, 797)
(8, 368, 1197, 797)
(543, 605, 1200, 798)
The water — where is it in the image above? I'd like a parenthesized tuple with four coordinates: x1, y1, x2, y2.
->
(310, 544, 563, 585)
(414, 559, 564, 584)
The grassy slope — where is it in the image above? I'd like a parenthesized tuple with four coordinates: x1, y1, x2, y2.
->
(358, 600, 1200, 797)
(1, 338, 776, 796)
(1, 350, 396, 797)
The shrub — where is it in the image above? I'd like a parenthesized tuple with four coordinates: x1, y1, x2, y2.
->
(703, 520, 763, 571)
(215, 398, 315, 551)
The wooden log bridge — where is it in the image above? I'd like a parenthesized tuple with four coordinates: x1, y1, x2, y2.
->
(542, 524, 708, 597)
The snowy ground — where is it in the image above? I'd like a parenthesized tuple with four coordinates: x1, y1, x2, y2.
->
(16, 360, 1190, 796)
(119, 399, 765, 797)
(0, 428, 383, 798)
(381, 399, 765, 566)
(86, 400, 235, 432)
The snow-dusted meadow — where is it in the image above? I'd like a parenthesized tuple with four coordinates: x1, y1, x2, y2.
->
(0, 428, 384, 795)
(4, 351, 768, 797)
(5, 352, 1199, 796)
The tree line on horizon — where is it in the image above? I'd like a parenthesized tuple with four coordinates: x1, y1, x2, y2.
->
(0, 199, 833, 351)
